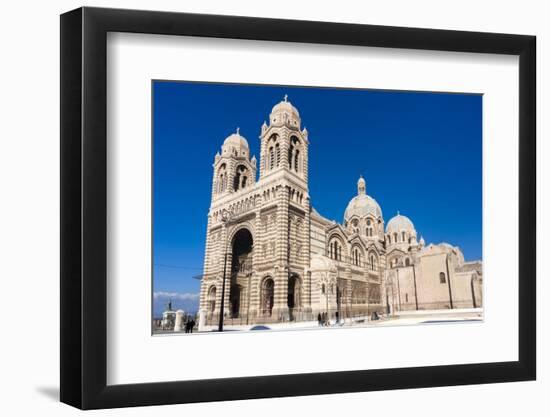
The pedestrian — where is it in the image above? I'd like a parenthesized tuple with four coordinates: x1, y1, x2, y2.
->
(317, 313, 322, 327)
(189, 319, 195, 333)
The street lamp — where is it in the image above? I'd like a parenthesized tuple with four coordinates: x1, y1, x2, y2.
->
(218, 209, 232, 332)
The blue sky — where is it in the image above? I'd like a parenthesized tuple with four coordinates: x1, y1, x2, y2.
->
(152, 81, 482, 315)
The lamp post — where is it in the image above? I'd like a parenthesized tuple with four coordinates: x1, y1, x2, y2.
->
(218, 209, 232, 332)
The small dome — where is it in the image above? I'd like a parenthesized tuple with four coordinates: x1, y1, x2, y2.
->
(223, 129, 249, 149)
(270, 95, 301, 127)
(386, 213, 415, 234)
(272, 101, 300, 118)
(222, 128, 249, 157)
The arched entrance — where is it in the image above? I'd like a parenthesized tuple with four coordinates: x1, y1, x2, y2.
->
(207, 286, 216, 317)
(288, 274, 301, 321)
(229, 228, 253, 318)
(261, 277, 274, 316)
(230, 285, 242, 317)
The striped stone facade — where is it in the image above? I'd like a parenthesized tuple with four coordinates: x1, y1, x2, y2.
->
(199, 96, 483, 328)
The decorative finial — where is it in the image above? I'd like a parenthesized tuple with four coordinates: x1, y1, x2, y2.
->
(397, 210, 400, 216)
(284, 94, 288, 102)
(357, 175, 366, 195)
(236, 127, 240, 135)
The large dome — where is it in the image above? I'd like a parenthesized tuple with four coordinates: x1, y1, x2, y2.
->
(386, 213, 415, 234)
(344, 176, 383, 222)
(344, 194, 383, 221)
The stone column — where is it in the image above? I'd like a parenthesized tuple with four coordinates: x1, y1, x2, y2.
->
(272, 185, 290, 321)
(216, 225, 232, 321)
(345, 278, 353, 320)
(199, 215, 213, 313)
(303, 196, 312, 315)
(248, 208, 263, 321)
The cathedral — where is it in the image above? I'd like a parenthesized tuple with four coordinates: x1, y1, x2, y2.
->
(198, 96, 483, 327)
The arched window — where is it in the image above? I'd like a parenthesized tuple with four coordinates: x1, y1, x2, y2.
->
(439, 272, 446, 284)
(405, 258, 411, 266)
(353, 248, 362, 266)
(387, 235, 391, 244)
(393, 233, 398, 243)
(402, 231, 406, 242)
(217, 164, 227, 193)
(269, 146, 274, 170)
(275, 143, 281, 167)
(288, 136, 301, 173)
(322, 283, 326, 294)
(330, 238, 343, 261)
(233, 165, 249, 191)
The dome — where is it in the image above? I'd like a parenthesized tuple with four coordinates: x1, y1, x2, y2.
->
(271, 99, 300, 118)
(270, 94, 301, 127)
(343, 176, 383, 222)
(386, 213, 415, 234)
(222, 128, 249, 157)
(344, 195, 383, 221)
(223, 129, 249, 149)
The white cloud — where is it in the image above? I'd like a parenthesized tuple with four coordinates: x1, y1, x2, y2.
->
(153, 291, 199, 301)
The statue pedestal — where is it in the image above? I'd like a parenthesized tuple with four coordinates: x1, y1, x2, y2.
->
(198, 309, 206, 332)
(174, 310, 184, 332)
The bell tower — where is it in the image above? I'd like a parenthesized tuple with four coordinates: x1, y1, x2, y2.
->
(211, 128, 257, 201)
(259, 95, 309, 185)
(256, 95, 312, 320)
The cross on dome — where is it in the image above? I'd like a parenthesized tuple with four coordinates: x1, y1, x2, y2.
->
(284, 94, 288, 102)
(236, 127, 240, 134)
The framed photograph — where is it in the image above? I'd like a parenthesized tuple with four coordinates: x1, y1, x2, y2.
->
(60, 6, 536, 409)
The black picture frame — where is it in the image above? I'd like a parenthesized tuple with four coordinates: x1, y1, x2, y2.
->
(60, 6, 536, 410)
